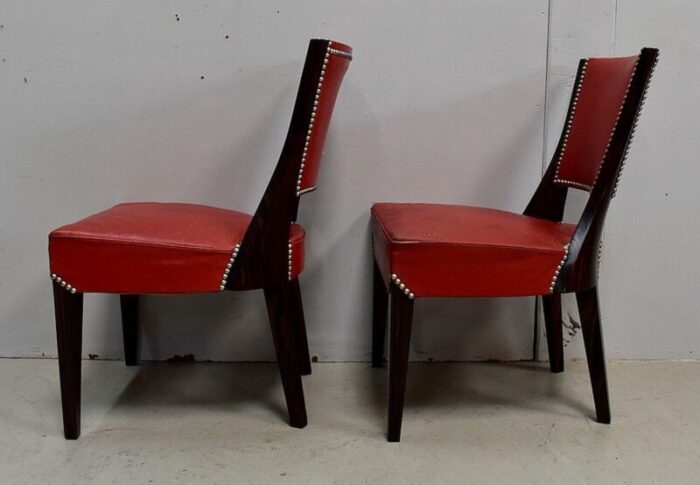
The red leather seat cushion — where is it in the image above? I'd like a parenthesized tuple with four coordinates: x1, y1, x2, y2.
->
(49, 203, 305, 294)
(371, 203, 575, 297)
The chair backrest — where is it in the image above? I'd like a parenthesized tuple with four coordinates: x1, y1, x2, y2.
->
(525, 48, 659, 292)
(295, 41, 353, 196)
(229, 39, 353, 289)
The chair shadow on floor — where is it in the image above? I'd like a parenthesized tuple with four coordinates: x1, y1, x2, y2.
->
(367, 361, 593, 426)
(83, 361, 288, 426)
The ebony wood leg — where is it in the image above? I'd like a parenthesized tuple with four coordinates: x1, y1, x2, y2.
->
(53, 282, 84, 439)
(387, 285, 414, 442)
(542, 294, 564, 373)
(372, 260, 389, 368)
(289, 279, 312, 376)
(120, 294, 139, 366)
(264, 283, 308, 428)
(576, 286, 611, 424)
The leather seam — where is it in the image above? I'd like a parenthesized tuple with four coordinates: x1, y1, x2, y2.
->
(372, 213, 571, 254)
(49, 234, 243, 253)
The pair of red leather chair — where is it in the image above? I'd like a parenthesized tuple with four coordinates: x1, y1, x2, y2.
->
(48, 39, 658, 442)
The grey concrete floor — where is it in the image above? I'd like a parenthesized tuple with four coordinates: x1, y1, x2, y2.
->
(0, 359, 698, 484)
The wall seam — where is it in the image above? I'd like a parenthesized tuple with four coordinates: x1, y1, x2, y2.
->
(533, 0, 554, 361)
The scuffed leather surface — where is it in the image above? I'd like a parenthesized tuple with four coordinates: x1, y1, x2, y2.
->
(371, 203, 575, 297)
(298, 41, 352, 193)
(556, 55, 639, 189)
(49, 202, 305, 293)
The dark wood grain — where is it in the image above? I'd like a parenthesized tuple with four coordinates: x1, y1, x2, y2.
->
(264, 282, 308, 428)
(372, 260, 389, 368)
(542, 294, 564, 373)
(226, 40, 332, 291)
(387, 285, 414, 442)
(289, 278, 312, 376)
(53, 282, 83, 439)
(120, 294, 139, 366)
(576, 286, 611, 423)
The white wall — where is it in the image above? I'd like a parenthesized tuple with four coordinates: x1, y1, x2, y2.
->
(0, 1, 697, 362)
(537, 0, 700, 361)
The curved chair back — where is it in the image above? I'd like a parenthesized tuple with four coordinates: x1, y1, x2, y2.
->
(230, 39, 353, 289)
(525, 48, 659, 292)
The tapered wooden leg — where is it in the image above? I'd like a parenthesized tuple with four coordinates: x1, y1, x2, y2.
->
(53, 282, 84, 439)
(372, 260, 389, 368)
(264, 283, 308, 428)
(120, 294, 139, 366)
(289, 279, 312, 376)
(576, 286, 611, 424)
(542, 294, 564, 373)
(387, 285, 414, 442)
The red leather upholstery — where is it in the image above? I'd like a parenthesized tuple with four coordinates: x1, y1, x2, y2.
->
(297, 41, 352, 194)
(555, 55, 639, 190)
(371, 203, 575, 297)
(49, 203, 305, 294)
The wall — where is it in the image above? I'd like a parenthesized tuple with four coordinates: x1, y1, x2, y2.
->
(0, 1, 696, 362)
(537, 0, 700, 361)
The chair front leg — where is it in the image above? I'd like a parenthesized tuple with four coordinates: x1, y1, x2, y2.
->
(372, 260, 389, 368)
(264, 282, 308, 428)
(120, 294, 139, 366)
(288, 278, 312, 376)
(542, 294, 564, 373)
(387, 285, 414, 442)
(53, 282, 84, 439)
(576, 286, 611, 424)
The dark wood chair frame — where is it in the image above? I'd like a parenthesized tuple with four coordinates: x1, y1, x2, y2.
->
(53, 39, 347, 439)
(371, 48, 659, 442)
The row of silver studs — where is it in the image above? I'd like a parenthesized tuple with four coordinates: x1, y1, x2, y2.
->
(296, 43, 332, 197)
(597, 240, 604, 280)
(219, 244, 240, 290)
(390, 273, 415, 299)
(553, 59, 590, 189)
(328, 48, 353, 60)
(288, 242, 293, 280)
(548, 243, 570, 293)
(589, 58, 640, 190)
(50, 273, 77, 294)
(612, 53, 658, 198)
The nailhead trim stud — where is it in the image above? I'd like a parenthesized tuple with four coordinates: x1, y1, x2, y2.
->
(296, 42, 332, 197)
(553, 59, 589, 189)
(219, 244, 240, 290)
(390, 273, 415, 299)
(50, 273, 77, 294)
(288, 242, 293, 280)
(589, 58, 640, 190)
(612, 52, 658, 198)
(554, 57, 643, 193)
(548, 244, 570, 293)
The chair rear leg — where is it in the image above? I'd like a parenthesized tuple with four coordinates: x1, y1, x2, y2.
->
(53, 282, 84, 439)
(120, 294, 139, 366)
(387, 285, 414, 442)
(264, 283, 308, 428)
(289, 279, 312, 376)
(576, 286, 611, 424)
(372, 260, 389, 368)
(542, 294, 564, 373)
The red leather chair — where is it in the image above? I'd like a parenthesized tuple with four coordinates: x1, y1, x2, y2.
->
(48, 39, 352, 439)
(371, 48, 659, 441)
